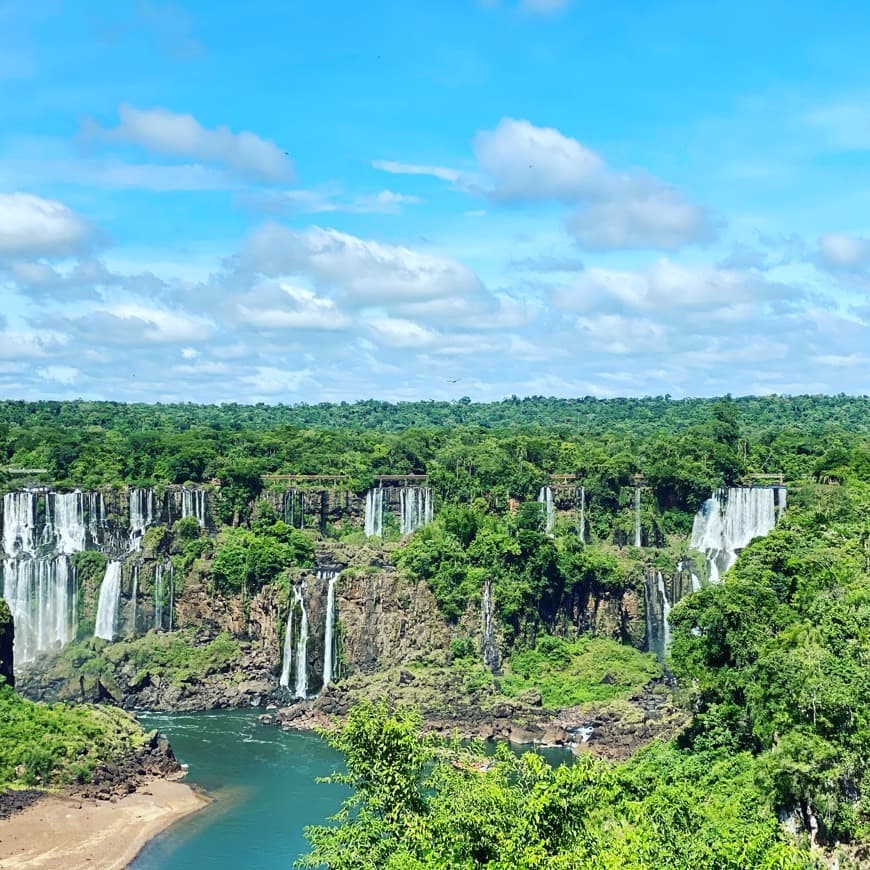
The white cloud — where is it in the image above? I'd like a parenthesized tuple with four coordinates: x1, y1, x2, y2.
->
(567, 182, 714, 250)
(472, 118, 713, 250)
(237, 282, 352, 331)
(239, 224, 489, 309)
(366, 317, 438, 348)
(254, 188, 421, 215)
(372, 160, 463, 183)
(553, 259, 791, 315)
(0, 193, 92, 257)
(817, 232, 870, 271)
(98, 302, 214, 343)
(84, 104, 293, 183)
(37, 365, 80, 384)
(0, 327, 68, 359)
(475, 118, 604, 202)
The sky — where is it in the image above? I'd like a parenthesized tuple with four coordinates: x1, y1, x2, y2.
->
(1, 0, 869, 404)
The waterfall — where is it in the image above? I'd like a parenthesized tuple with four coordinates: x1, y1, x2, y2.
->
(154, 562, 164, 630)
(634, 487, 642, 547)
(129, 564, 139, 633)
(657, 571, 671, 652)
(95, 561, 122, 641)
(481, 580, 499, 671)
(691, 572, 700, 592)
(294, 587, 309, 699)
(87, 491, 105, 545)
(168, 561, 174, 631)
(129, 488, 155, 550)
(284, 490, 306, 529)
(2, 557, 76, 664)
(2, 491, 83, 668)
(537, 486, 555, 535)
(182, 489, 207, 527)
(399, 487, 433, 535)
(48, 491, 88, 554)
(321, 571, 338, 688)
(578, 486, 586, 542)
(691, 487, 780, 583)
(279, 601, 294, 689)
(364, 488, 383, 538)
(3, 491, 37, 557)
(775, 486, 787, 519)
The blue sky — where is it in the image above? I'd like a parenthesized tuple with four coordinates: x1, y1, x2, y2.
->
(1, 0, 868, 403)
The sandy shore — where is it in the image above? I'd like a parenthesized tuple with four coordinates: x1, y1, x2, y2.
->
(0, 778, 208, 869)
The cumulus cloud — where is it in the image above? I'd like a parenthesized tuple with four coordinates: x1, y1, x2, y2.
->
(238, 223, 489, 310)
(473, 118, 713, 250)
(552, 259, 794, 315)
(236, 282, 352, 330)
(817, 232, 870, 272)
(84, 104, 293, 183)
(475, 118, 604, 202)
(567, 182, 714, 251)
(0, 193, 93, 258)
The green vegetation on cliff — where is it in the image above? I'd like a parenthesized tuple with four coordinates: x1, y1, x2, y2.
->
(0, 684, 145, 788)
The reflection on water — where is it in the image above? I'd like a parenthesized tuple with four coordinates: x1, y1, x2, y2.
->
(132, 710, 349, 870)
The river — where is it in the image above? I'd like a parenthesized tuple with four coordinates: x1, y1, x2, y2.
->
(132, 710, 349, 869)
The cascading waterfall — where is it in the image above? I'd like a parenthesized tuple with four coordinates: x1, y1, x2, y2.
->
(481, 579, 499, 671)
(2, 557, 76, 664)
(537, 486, 556, 535)
(129, 488, 155, 550)
(364, 488, 383, 538)
(321, 570, 338, 688)
(154, 562, 164, 630)
(48, 491, 88, 554)
(3, 491, 37, 557)
(129, 564, 139, 633)
(657, 571, 671, 652)
(691, 487, 780, 583)
(634, 487, 642, 547)
(399, 487, 433, 535)
(279, 600, 295, 689)
(2, 491, 83, 667)
(152, 561, 176, 631)
(578, 486, 586, 542)
(182, 489, 207, 527)
(168, 561, 174, 631)
(87, 491, 105, 545)
(94, 561, 122, 641)
(294, 587, 309, 699)
(283, 490, 306, 529)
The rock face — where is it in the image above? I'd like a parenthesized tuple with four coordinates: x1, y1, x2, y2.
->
(76, 727, 183, 801)
(0, 597, 13, 687)
(337, 568, 452, 675)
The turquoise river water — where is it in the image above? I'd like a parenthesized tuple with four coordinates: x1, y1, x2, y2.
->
(131, 709, 573, 868)
(132, 710, 350, 869)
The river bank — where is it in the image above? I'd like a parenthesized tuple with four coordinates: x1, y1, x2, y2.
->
(0, 778, 207, 869)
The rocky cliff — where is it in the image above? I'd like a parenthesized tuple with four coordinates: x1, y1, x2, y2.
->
(0, 597, 13, 687)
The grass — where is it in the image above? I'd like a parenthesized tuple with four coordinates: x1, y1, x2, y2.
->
(0, 683, 144, 788)
(55, 630, 241, 689)
(499, 635, 661, 708)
